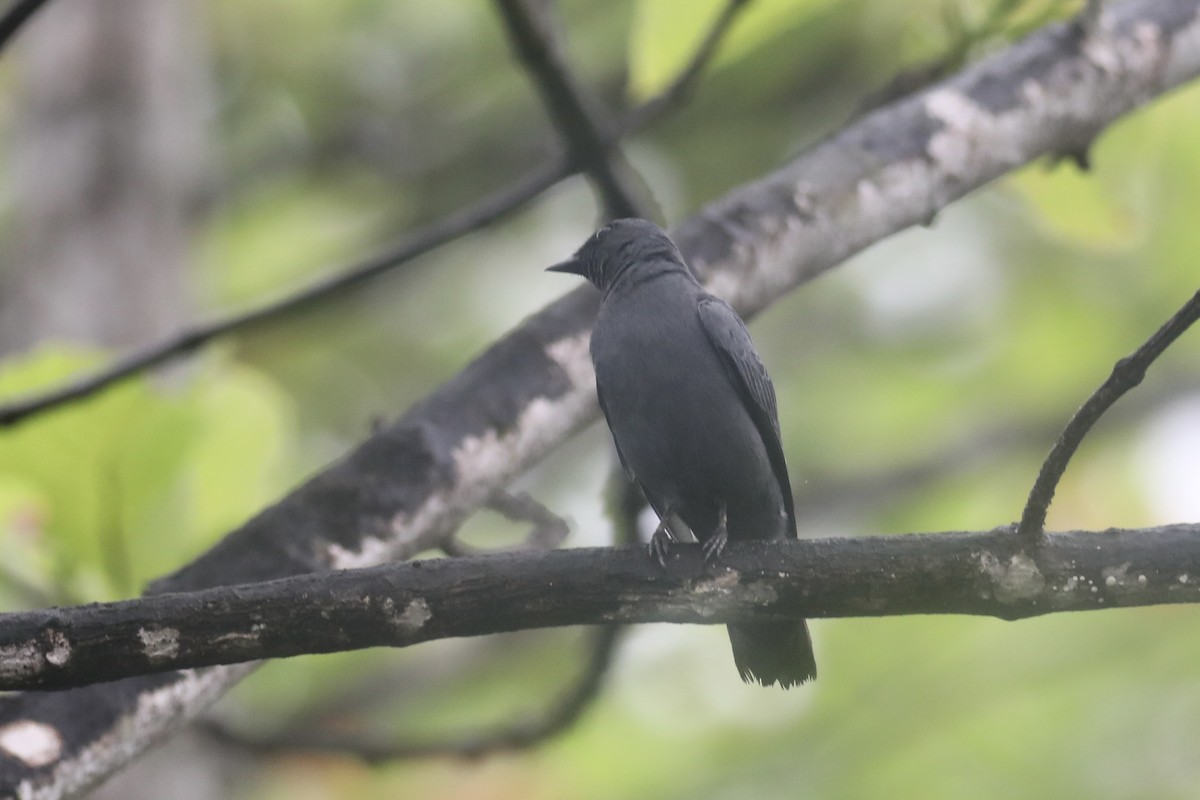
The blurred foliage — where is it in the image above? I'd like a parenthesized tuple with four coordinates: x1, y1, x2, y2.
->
(0, 347, 294, 603)
(2, 0, 1200, 798)
(628, 0, 838, 100)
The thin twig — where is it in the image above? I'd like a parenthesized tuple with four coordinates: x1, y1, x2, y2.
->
(493, 0, 646, 220)
(0, 0, 50, 51)
(1017, 288, 1200, 545)
(0, 168, 558, 428)
(201, 625, 621, 763)
(0, 0, 749, 429)
(441, 490, 569, 556)
(620, 0, 750, 131)
(486, 490, 570, 548)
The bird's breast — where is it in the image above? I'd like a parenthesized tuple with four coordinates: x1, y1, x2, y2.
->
(591, 290, 783, 539)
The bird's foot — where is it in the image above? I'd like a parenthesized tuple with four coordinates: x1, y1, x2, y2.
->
(648, 519, 675, 568)
(702, 505, 729, 563)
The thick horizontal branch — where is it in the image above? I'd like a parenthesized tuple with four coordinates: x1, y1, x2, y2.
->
(5, 524, 1200, 691)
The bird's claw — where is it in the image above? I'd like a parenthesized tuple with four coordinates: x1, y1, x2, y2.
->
(648, 520, 675, 568)
(702, 505, 729, 563)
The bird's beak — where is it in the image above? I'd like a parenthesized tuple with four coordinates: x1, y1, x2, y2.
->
(546, 256, 583, 275)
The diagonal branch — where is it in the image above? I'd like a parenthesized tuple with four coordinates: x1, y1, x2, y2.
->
(5, 525, 1200, 691)
(493, 0, 646, 219)
(2, 1, 1198, 796)
(1017, 287, 1200, 545)
(0, 0, 50, 51)
(0, 0, 749, 430)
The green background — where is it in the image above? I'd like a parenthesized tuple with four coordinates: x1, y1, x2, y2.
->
(3, 1, 1200, 798)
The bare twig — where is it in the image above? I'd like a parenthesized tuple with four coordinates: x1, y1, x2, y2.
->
(0, 167, 559, 428)
(0, 0, 50, 51)
(620, 0, 750, 131)
(1017, 288, 1200, 545)
(202, 625, 621, 763)
(441, 490, 569, 556)
(493, 0, 646, 220)
(0, 0, 749, 430)
(486, 490, 570, 549)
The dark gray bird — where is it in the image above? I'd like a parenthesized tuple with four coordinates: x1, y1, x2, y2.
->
(548, 218, 816, 688)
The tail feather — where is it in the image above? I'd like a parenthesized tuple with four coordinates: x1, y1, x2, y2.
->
(727, 620, 816, 688)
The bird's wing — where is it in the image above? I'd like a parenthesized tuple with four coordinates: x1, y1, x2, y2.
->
(697, 296, 797, 537)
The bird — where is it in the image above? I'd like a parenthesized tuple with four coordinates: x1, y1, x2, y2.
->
(547, 218, 816, 688)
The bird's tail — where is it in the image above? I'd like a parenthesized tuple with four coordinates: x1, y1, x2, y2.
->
(727, 620, 816, 688)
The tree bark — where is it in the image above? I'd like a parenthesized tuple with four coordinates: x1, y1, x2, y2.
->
(3, 525, 1200, 691)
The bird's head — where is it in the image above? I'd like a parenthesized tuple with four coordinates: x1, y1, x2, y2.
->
(547, 218, 688, 292)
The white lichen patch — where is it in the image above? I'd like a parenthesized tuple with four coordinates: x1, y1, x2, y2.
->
(925, 89, 1029, 179)
(381, 331, 600, 561)
(44, 629, 71, 667)
(382, 597, 432, 633)
(0, 640, 43, 680)
(212, 624, 266, 648)
(545, 331, 597, 391)
(741, 580, 781, 606)
(28, 665, 260, 800)
(328, 534, 392, 570)
(683, 572, 780, 619)
(138, 626, 181, 663)
(320, 334, 599, 571)
(979, 552, 1045, 603)
(854, 159, 942, 229)
(459, 345, 597, 481)
(686, 571, 745, 618)
(0, 720, 63, 767)
(1101, 562, 1133, 589)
